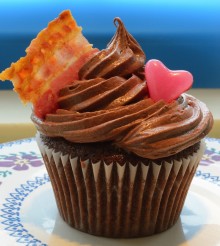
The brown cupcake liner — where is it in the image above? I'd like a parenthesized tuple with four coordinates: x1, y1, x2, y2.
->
(36, 133, 205, 238)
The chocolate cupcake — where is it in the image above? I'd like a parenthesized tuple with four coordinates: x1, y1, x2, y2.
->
(31, 16, 212, 237)
(36, 134, 205, 237)
(0, 10, 213, 238)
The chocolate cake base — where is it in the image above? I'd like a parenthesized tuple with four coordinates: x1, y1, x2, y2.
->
(40, 134, 200, 165)
(36, 133, 204, 238)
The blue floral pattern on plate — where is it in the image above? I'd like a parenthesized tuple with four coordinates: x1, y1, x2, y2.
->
(1, 173, 49, 246)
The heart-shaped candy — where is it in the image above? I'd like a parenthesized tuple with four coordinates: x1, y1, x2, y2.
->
(145, 59, 193, 102)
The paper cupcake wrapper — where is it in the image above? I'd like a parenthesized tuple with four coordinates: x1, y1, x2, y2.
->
(36, 133, 205, 238)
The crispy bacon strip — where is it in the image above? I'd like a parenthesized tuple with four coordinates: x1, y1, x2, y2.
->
(0, 10, 98, 118)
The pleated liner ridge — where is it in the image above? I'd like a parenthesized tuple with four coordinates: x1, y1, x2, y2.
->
(36, 134, 205, 238)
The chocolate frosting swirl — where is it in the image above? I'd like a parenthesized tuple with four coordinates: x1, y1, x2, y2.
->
(78, 18, 146, 80)
(32, 18, 213, 159)
(32, 92, 213, 159)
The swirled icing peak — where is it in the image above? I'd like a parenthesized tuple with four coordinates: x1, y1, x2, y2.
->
(78, 17, 146, 80)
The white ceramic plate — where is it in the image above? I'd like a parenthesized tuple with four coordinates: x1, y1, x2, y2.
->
(0, 138, 220, 246)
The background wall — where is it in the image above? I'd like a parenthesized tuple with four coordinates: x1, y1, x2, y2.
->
(0, 0, 220, 89)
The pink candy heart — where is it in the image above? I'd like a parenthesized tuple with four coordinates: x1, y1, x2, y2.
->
(145, 59, 193, 102)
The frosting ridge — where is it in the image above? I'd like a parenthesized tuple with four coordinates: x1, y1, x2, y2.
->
(78, 18, 146, 80)
(32, 93, 213, 159)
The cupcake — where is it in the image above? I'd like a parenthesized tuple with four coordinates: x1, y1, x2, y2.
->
(0, 10, 213, 238)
